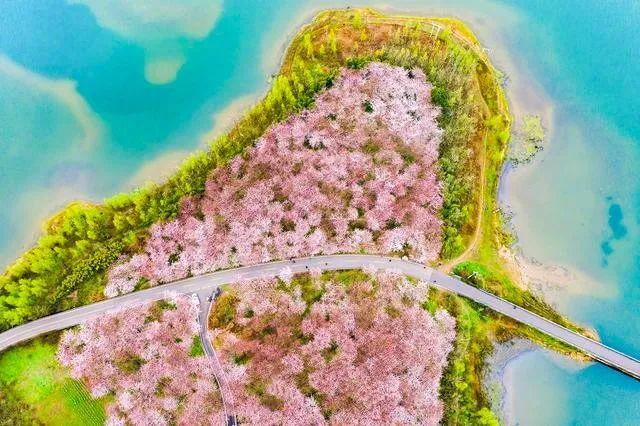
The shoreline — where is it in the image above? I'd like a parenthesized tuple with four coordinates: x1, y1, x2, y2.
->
(489, 339, 597, 425)
(484, 339, 536, 425)
(498, 243, 615, 303)
(0, 9, 600, 422)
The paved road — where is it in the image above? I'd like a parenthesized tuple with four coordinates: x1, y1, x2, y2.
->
(1, 254, 639, 380)
(196, 293, 235, 425)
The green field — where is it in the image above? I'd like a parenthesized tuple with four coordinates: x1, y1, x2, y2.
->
(0, 334, 106, 425)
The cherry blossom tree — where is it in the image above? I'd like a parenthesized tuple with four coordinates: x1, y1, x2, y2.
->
(59, 272, 454, 425)
(106, 63, 444, 297)
(211, 270, 455, 425)
(58, 294, 225, 426)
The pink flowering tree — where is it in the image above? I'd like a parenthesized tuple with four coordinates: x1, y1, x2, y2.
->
(57, 294, 225, 426)
(106, 63, 444, 296)
(211, 269, 456, 425)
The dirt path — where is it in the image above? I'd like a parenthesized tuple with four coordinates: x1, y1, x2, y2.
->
(441, 130, 488, 273)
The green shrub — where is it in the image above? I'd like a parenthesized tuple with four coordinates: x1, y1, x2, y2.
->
(189, 335, 205, 357)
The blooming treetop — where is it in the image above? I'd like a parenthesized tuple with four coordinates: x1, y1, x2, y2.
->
(57, 271, 454, 425)
(106, 62, 444, 297)
(57, 295, 224, 426)
(211, 269, 456, 425)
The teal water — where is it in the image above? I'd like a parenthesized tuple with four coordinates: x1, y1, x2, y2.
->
(1, 0, 639, 424)
(493, 0, 640, 423)
(504, 349, 640, 425)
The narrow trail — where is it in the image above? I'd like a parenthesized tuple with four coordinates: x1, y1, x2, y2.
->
(441, 130, 488, 273)
(198, 292, 236, 426)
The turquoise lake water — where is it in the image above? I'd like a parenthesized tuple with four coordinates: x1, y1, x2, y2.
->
(1, 0, 639, 423)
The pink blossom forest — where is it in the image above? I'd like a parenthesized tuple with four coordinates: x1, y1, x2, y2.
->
(106, 63, 444, 297)
(213, 270, 456, 425)
(58, 295, 226, 425)
(59, 270, 455, 425)
(57, 62, 460, 425)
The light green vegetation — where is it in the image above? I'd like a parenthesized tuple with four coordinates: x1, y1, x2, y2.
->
(189, 335, 205, 357)
(0, 334, 106, 425)
(509, 114, 545, 164)
(209, 292, 239, 331)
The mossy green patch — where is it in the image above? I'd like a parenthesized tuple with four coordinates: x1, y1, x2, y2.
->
(320, 269, 371, 287)
(0, 335, 106, 425)
(189, 335, 205, 357)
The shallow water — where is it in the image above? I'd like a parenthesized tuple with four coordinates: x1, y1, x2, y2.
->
(503, 349, 640, 426)
(492, 1, 640, 422)
(1, 0, 639, 423)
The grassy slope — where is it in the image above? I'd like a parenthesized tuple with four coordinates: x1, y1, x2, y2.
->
(0, 333, 106, 425)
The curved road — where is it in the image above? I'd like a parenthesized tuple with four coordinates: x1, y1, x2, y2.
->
(197, 293, 237, 426)
(1, 254, 639, 380)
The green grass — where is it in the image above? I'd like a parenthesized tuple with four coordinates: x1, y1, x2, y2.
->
(189, 335, 205, 357)
(0, 335, 106, 425)
(319, 269, 371, 287)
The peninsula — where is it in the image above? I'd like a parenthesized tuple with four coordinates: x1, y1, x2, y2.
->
(0, 8, 630, 425)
